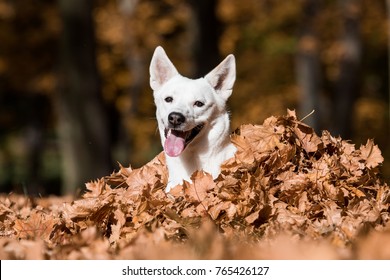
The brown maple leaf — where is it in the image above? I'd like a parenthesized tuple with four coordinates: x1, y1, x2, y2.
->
(104, 163, 133, 188)
(293, 123, 322, 153)
(240, 122, 285, 157)
(125, 153, 167, 192)
(84, 179, 107, 198)
(109, 208, 127, 244)
(360, 139, 384, 169)
(230, 132, 255, 165)
(183, 171, 215, 202)
(14, 211, 57, 241)
(210, 202, 230, 221)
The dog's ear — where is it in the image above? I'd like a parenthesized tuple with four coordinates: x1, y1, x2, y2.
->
(205, 54, 236, 101)
(150, 46, 179, 91)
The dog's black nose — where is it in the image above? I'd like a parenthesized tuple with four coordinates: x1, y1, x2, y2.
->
(168, 112, 185, 126)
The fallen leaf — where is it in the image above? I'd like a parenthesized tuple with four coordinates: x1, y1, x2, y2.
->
(360, 139, 384, 169)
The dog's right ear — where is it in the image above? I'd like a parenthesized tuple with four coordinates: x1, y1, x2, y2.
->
(150, 46, 179, 91)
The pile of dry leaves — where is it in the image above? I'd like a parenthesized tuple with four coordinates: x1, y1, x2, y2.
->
(1, 110, 390, 259)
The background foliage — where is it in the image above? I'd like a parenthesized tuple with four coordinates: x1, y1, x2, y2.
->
(0, 0, 388, 195)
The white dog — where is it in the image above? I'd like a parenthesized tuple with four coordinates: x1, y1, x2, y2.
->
(150, 46, 237, 192)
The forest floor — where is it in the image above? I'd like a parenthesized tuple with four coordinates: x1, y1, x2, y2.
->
(0, 111, 389, 259)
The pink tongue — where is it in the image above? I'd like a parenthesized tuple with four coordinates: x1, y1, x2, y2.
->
(164, 132, 185, 157)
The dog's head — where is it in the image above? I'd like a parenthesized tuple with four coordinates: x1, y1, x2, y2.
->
(150, 46, 236, 157)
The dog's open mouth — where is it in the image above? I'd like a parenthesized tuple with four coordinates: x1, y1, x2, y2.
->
(164, 124, 204, 157)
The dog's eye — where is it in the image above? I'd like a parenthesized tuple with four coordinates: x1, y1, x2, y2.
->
(194, 101, 204, 107)
(165, 97, 173, 103)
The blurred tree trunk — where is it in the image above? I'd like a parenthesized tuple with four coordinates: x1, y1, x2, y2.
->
(115, 0, 142, 164)
(24, 96, 48, 196)
(332, 0, 361, 138)
(118, 0, 143, 117)
(296, 0, 322, 132)
(385, 0, 390, 136)
(57, 0, 113, 195)
(188, 0, 221, 77)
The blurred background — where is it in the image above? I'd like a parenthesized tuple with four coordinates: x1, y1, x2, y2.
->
(0, 0, 388, 196)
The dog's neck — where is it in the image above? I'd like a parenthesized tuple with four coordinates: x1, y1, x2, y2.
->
(185, 111, 231, 155)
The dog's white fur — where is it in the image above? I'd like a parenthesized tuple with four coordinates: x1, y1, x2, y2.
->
(150, 46, 236, 192)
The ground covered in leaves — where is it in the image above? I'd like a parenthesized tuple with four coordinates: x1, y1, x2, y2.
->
(1, 110, 390, 259)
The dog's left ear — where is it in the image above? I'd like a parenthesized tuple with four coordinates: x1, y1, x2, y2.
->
(150, 46, 179, 91)
(205, 54, 236, 101)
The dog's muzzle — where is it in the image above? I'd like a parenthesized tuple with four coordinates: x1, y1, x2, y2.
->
(163, 112, 204, 157)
